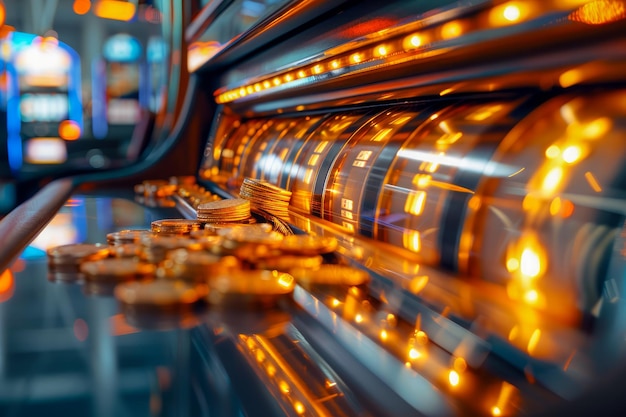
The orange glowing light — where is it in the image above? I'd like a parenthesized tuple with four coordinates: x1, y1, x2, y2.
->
(540, 166, 564, 194)
(94, 0, 136, 21)
(0, 2, 5, 27)
(350, 53, 362, 64)
(279, 380, 290, 394)
(520, 247, 542, 279)
(503, 5, 521, 21)
(59, 120, 81, 140)
(405, 190, 426, 215)
(73, 0, 91, 15)
(581, 117, 612, 139)
(561, 145, 584, 163)
(584, 171, 603, 192)
(545, 145, 560, 159)
(524, 289, 539, 304)
(266, 364, 276, 377)
(453, 357, 467, 373)
(330, 60, 340, 69)
(527, 329, 541, 355)
(408, 275, 429, 294)
(448, 370, 460, 387)
(355, 314, 364, 323)
(569, 0, 626, 24)
(380, 329, 388, 341)
(409, 347, 422, 360)
(0, 269, 15, 303)
(375, 45, 388, 57)
(491, 406, 502, 416)
(294, 402, 305, 415)
(506, 257, 519, 272)
(403, 230, 421, 252)
(272, 77, 281, 86)
(404, 34, 424, 49)
(440, 21, 464, 39)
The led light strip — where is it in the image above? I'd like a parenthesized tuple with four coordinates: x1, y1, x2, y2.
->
(214, 0, 623, 105)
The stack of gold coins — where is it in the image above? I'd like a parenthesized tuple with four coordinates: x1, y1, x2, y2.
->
(107, 229, 154, 245)
(196, 198, 251, 223)
(80, 258, 156, 282)
(47, 243, 110, 273)
(151, 219, 204, 235)
(239, 178, 292, 219)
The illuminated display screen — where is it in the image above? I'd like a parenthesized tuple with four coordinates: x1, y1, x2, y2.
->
(19, 93, 69, 122)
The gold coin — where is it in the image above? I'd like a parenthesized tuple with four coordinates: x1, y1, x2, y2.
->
(161, 249, 238, 281)
(206, 270, 295, 307)
(222, 228, 284, 246)
(107, 229, 154, 245)
(47, 243, 110, 268)
(290, 265, 371, 288)
(151, 218, 204, 234)
(109, 243, 145, 259)
(115, 280, 202, 308)
(80, 258, 156, 281)
(197, 198, 250, 213)
(280, 235, 338, 255)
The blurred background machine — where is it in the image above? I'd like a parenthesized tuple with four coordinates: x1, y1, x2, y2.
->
(1, 0, 626, 416)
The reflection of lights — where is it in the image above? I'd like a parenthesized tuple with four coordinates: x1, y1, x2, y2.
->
(403, 230, 421, 252)
(0, 269, 15, 303)
(405, 190, 426, 216)
(263, 80, 271, 89)
(330, 60, 340, 69)
(408, 275, 428, 294)
(453, 357, 467, 373)
(415, 330, 428, 345)
(408, 348, 421, 359)
(561, 145, 583, 163)
(331, 298, 341, 307)
(506, 257, 519, 272)
(279, 380, 290, 394)
(273, 77, 281, 86)
(448, 370, 460, 387)
(527, 329, 541, 354)
(380, 329, 389, 341)
(545, 145, 560, 159)
(297, 70, 306, 78)
(580, 117, 612, 139)
(312, 64, 323, 74)
(559, 68, 584, 87)
(413, 174, 431, 188)
(350, 53, 362, 64)
(569, 0, 626, 25)
(520, 247, 542, 278)
(584, 171, 603, 192)
(294, 402, 305, 414)
(540, 167, 563, 193)
(355, 314, 364, 323)
(492, 381, 516, 417)
(524, 289, 539, 304)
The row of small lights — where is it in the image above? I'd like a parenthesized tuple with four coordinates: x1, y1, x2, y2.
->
(215, 26, 454, 104)
(214, 2, 548, 104)
(214, 0, 621, 105)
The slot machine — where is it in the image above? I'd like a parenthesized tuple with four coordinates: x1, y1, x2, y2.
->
(1, 0, 625, 416)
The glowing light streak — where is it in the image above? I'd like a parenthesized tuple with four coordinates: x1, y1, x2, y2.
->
(584, 171, 602, 192)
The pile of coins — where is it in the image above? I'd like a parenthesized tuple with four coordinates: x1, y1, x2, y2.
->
(48, 177, 371, 329)
(239, 178, 292, 220)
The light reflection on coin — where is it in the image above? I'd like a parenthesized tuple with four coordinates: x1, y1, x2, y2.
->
(280, 235, 338, 255)
(80, 258, 156, 281)
(290, 264, 371, 288)
(207, 270, 295, 308)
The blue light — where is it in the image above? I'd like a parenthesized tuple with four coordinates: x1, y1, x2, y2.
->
(103, 34, 142, 62)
